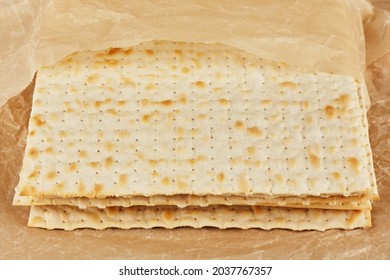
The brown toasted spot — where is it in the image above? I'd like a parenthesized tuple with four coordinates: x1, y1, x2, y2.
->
(77, 150, 87, 158)
(324, 105, 336, 119)
(145, 83, 156, 91)
(275, 174, 284, 184)
(162, 209, 175, 221)
(118, 174, 128, 186)
(95, 101, 103, 108)
(104, 98, 112, 104)
(124, 48, 133, 55)
(255, 160, 262, 167)
(97, 130, 104, 139)
(29, 130, 36, 137)
(332, 172, 341, 180)
(194, 81, 206, 88)
(78, 180, 85, 193)
(219, 98, 230, 106)
(260, 100, 272, 106)
(252, 207, 263, 215)
(160, 100, 173, 107)
(213, 87, 222, 93)
(288, 179, 297, 188)
(86, 74, 100, 84)
(191, 58, 202, 69)
(178, 94, 187, 104)
(274, 217, 286, 224)
(346, 210, 361, 226)
(93, 184, 103, 196)
(34, 100, 42, 107)
(69, 162, 78, 172)
(104, 58, 119, 66)
(32, 115, 45, 127)
(28, 170, 39, 180)
(106, 207, 119, 216)
(177, 180, 188, 190)
(148, 160, 158, 168)
(302, 101, 310, 109)
(308, 178, 319, 188)
(20, 185, 36, 196)
(279, 81, 297, 88)
(66, 108, 74, 113)
(104, 157, 114, 169)
(352, 139, 359, 147)
(234, 120, 244, 129)
(28, 147, 39, 159)
(335, 94, 350, 107)
(177, 127, 185, 137)
(191, 128, 201, 136)
(44, 147, 54, 154)
(135, 152, 143, 160)
(145, 49, 155, 56)
(142, 114, 151, 123)
(88, 162, 99, 169)
(107, 47, 121, 55)
(309, 154, 321, 168)
(45, 171, 57, 180)
(288, 158, 297, 168)
(197, 114, 207, 120)
(246, 146, 256, 155)
(346, 157, 360, 173)
(54, 182, 64, 193)
(329, 146, 337, 154)
(304, 115, 314, 126)
(115, 129, 130, 138)
(247, 127, 262, 137)
(58, 130, 67, 138)
(117, 100, 127, 106)
(238, 174, 250, 192)
(121, 77, 136, 88)
(215, 72, 222, 80)
(162, 177, 170, 186)
(182, 67, 190, 74)
(174, 49, 183, 55)
(31, 216, 43, 224)
(106, 109, 117, 116)
(280, 100, 289, 108)
(59, 56, 74, 65)
(217, 172, 225, 183)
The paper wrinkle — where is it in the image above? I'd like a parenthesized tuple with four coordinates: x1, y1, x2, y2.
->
(365, 8, 390, 64)
(1, 0, 390, 259)
(0, 0, 369, 108)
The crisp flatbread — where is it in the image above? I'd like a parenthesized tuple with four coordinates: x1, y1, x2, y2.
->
(16, 41, 377, 199)
(29, 205, 371, 231)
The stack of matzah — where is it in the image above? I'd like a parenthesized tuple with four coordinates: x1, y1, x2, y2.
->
(13, 40, 378, 231)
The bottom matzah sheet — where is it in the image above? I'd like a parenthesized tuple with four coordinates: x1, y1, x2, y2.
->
(29, 205, 371, 231)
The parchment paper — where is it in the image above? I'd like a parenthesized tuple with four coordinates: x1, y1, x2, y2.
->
(1, 0, 390, 259)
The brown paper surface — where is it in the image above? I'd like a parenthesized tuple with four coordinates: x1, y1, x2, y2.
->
(1, 0, 390, 259)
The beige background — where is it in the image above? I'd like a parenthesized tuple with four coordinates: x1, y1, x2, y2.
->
(1, 0, 390, 259)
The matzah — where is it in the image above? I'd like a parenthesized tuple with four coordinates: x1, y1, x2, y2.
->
(13, 192, 371, 210)
(14, 40, 378, 230)
(17, 41, 377, 198)
(29, 205, 371, 231)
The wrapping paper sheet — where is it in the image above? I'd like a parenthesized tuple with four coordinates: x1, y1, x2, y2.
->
(1, 0, 390, 259)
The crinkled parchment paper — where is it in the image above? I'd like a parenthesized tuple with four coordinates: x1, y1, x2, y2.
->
(1, 0, 389, 259)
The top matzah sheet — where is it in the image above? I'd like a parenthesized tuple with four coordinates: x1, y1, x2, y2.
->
(16, 40, 377, 198)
